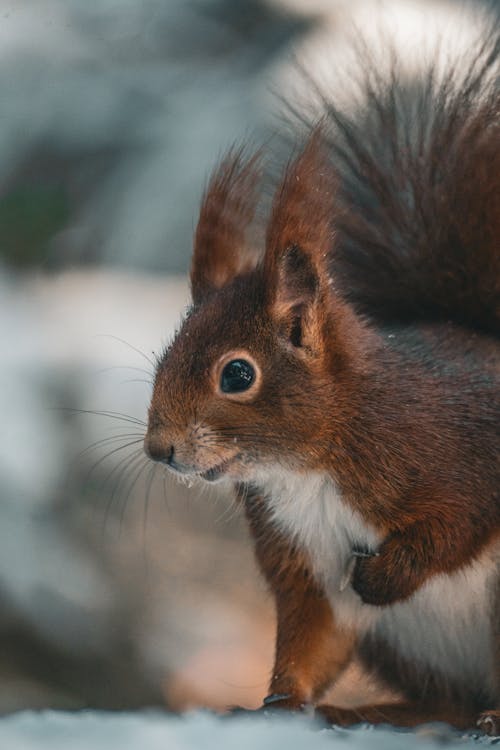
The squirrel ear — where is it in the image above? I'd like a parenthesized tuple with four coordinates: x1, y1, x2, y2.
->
(191, 148, 262, 306)
(265, 128, 336, 348)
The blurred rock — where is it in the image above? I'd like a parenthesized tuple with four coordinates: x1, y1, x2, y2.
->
(0, 0, 309, 273)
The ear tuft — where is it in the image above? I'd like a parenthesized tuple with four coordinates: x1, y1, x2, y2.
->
(265, 126, 337, 282)
(191, 147, 262, 306)
(265, 127, 337, 348)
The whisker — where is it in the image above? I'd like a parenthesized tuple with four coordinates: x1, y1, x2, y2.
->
(138, 463, 158, 593)
(101, 450, 145, 536)
(96, 365, 155, 378)
(119, 379, 153, 386)
(94, 334, 156, 368)
(142, 463, 157, 549)
(202, 436, 270, 449)
(85, 439, 146, 480)
(161, 469, 171, 513)
(63, 434, 143, 494)
(216, 428, 270, 437)
(77, 433, 145, 460)
(55, 407, 147, 427)
(214, 493, 241, 526)
(101, 446, 144, 491)
(117, 455, 151, 535)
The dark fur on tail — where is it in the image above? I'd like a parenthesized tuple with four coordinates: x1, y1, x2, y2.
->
(292, 26, 499, 336)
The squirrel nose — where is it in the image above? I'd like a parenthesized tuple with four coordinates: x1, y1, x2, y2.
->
(144, 435, 175, 465)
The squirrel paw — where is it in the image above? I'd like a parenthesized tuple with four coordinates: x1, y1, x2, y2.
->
(477, 710, 500, 736)
(351, 537, 421, 606)
(227, 693, 309, 716)
(261, 693, 311, 714)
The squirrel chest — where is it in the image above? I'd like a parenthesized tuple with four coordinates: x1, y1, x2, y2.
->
(258, 469, 498, 695)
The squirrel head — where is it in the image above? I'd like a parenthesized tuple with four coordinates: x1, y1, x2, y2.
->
(145, 131, 366, 483)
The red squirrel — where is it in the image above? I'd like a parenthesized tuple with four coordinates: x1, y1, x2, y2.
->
(144, 25, 500, 734)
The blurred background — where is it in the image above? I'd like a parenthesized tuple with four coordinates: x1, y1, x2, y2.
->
(0, 0, 493, 715)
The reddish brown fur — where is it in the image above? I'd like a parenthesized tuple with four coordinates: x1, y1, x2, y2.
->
(242, 485, 356, 706)
(145, 35, 500, 733)
(260, 135, 499, 602)
(191, 148, 262, 306)
(316, 703, 477, 730)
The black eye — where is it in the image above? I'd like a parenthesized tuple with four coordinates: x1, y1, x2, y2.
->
(220, 359, 255, 393)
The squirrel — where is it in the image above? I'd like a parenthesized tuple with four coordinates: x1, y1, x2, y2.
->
(143, 21, 500, 734)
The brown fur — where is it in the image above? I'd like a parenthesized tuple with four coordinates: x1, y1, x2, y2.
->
(242, 485, 355, 706)
(145, 33, 500, 732)
(191, 148, 262, 306)
(316, 703, 477, 730)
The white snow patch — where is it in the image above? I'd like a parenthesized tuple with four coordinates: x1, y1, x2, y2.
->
(0, 710, 494, 750)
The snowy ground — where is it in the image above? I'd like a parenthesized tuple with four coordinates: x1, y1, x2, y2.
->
(0, 711, 498, 750)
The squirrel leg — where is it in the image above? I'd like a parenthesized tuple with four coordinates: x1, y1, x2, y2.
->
(267, 578, 355, 710)
(241, 486, 355, 709)
(316, 702, 476, 730)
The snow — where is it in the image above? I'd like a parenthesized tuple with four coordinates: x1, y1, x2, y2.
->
(0, 711, 497, 750)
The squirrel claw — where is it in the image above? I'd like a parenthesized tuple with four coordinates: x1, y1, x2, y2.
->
(262, 692, 293, 705)
(261, 693, 310, 714)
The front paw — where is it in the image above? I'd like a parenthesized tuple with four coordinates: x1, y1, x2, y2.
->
(351, 538, 421, 606)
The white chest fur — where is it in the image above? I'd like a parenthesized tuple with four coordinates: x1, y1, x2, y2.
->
(257, 468, 497, 695)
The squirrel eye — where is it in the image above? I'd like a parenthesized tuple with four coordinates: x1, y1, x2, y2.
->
(220, 359, 255, 393)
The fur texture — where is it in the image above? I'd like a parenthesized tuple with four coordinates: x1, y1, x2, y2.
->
(145, 23, 500, 733)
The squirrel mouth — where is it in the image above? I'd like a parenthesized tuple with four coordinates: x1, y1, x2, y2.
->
(200, 456, 238, 482)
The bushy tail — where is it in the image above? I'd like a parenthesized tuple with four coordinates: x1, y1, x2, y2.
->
(299, 25, 499, 336)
